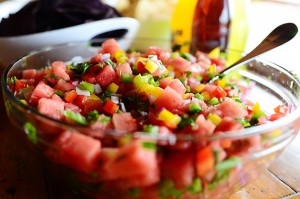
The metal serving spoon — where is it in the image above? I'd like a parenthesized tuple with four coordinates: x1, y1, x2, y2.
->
(209, 23, 298, 83)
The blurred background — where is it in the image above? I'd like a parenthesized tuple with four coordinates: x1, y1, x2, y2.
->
(0, 0, 299, 73)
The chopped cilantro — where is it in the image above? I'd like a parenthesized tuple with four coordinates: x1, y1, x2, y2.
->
(8, 76, 17, 84)
(121, 74, 134, 83)
(196, 75, 203, 82)
(71, 62, 92, 76)
(104, 59, 116, 68)
(64, 111, 87, 125)
(184, 71, 192, 78)
(24, 122, 37, 144)
(54, 90, 64, 97)
(231, 96, 242, 103)
(86, 110, 99, 122)
(159, 179, 183, 198)
(236, 118, 251, 127)
(186, 178, 202, 194)
(148, 76, 159, 87)
(142, 142, 157, 150)
(178, 115, 196, 129)
(179, 77, 185, 83)
(127, 188, 141, 198)
(50, 74, 59, 80)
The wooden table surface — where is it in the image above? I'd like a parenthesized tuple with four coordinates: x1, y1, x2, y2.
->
(1, 1, 300, 199)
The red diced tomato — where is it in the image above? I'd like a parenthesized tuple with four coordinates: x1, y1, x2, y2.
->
(64, 90, 78, 103)
(103, 100, 119, 115)
(274, 105, 288, 114)
(74, 95, 89, 109)
(84, 99, 103, 114)
(269, 113, 286, 121)
(196, 146, 214, 177)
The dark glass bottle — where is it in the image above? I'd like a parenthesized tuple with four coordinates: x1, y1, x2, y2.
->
(191, 0, 231, 53)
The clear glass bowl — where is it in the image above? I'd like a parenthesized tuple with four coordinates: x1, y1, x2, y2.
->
(2, 39, 300, 199)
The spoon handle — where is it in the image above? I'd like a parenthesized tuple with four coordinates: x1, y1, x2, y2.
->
(209, 23, 298, 83)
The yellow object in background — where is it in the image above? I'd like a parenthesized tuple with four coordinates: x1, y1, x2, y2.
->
(171, 0, 198, 52)
(227, 0, 250, 65)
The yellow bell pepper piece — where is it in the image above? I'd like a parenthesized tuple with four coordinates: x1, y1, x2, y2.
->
(158, 109, 181, 126)
(201, 92, 210, 101)
(89, 94, 101, 100)
(207, 113, 222, 126)
(145, 60, 158, 74)
(217, 77, 227, 88)
(113, 50, 128, 63)
(252, 102, 261, 114)
(195, 84, 206, 92)
(107, 83, 119, 93)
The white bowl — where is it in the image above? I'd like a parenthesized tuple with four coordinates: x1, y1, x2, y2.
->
(0, 17, 139, 67)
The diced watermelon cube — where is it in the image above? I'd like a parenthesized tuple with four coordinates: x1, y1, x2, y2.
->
(38, 98, 65, 119)
(193, 114, 215, 135)
(216, 99, 248, 119)
(115, 63, 132, 77)
(96, 65, 116, 88)
(22, 69, 37, 79)
(102, 140, 158, 180)
(101, 39, 121, 55)
(30, 81, 54, 104)
(161, 151, 195, 188)
(112, 112, 138, 132)
(51, 61, 70, 81)
(168, 79, 186, 95)
(168, 56, 191, 73)
(152, 86, 183, 112)
(53, 79, 75, 92)
(48, 131, 101, 174)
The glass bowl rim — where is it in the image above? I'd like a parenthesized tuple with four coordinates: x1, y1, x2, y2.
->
(2, 40, 300, 141)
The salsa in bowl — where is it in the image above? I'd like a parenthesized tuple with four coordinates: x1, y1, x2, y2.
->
(2, 38, 300, 199)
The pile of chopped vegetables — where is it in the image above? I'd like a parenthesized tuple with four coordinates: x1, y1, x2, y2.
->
(7, 39, 289, 198)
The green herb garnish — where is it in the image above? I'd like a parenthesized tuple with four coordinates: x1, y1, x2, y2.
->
(127, 188, 141, 198)
(186, 178, 202, 194)
(71, 62, 92, 76)
(64, 111, 87, 125)
(104, 59, 116, 68)
(142, 142, 157, 150)
(24, 122, 37, 144)
(189, 102, 202, 114)
(159, 179, 183, 198)
(208, 97, 219, 105)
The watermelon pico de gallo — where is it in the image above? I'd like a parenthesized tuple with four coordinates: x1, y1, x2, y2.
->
(7, 39, 289, 198)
